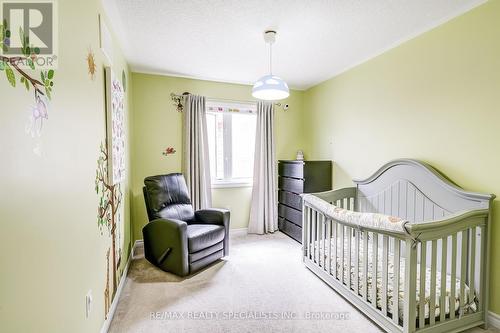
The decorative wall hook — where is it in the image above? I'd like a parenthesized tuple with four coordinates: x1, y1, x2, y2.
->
(170, 92, 190, 112)
(274, 102, 290, 111)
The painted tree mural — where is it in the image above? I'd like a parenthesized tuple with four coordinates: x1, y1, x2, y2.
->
(0, 23, 55, 136)
(95, 141, 122, 301)
(104, 248, 111, 318)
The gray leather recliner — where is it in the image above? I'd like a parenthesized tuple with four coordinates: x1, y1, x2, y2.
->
(142, 173, 230, 276)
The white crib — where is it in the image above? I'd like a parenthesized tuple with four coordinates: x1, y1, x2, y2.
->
(301, 159, 494, 333)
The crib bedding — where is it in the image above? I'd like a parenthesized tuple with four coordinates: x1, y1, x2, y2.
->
(302, 193, 409, 234)
(310, 238, 476, 321)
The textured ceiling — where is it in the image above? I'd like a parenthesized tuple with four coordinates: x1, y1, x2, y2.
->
(103, 0, 485, 90)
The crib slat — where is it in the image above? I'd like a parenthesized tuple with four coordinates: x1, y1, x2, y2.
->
(332, 221, 337, 278)
(326, 219, 332, 274)
(382, 235, 389, 316)
(321, 214, 326, 270)
(371, 233, 378, 308)
(311, 211, 316, 262)
(460, 230, 467, 317)
(450, 233, 457, 320)
(308, 209, 312, 254)
(310, 210, 313, 261)
(363, 230, 369, 300)
(340, 225, 345, 284)
(419, 241, 427, 329)
(347, 226, 352, 289)
(393, 240, 400, 325)
(469, 227, 476, 304)
(430, 239, 437, 326)
(319, 213, 323, 265)
(354, 229, 360, 295)
(440, 237, 448, 323)
(316, 212, 320, 264)
(306, 207, 311, 259)
(309, 208, 315, 262)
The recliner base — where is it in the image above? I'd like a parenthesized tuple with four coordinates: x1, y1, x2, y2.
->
(189, 249, 224, 273)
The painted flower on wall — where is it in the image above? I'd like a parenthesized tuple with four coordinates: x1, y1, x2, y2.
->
(25, 95, 49, 137)
(162, 147, 176, 156)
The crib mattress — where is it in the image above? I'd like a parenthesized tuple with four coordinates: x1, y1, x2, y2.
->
(309, 239, 476, 321)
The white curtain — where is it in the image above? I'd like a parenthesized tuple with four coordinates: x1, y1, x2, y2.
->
(248, 101, 278, 234)
(182, 94, 212, 210)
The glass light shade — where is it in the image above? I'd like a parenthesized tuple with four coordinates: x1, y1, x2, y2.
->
(252, 74, 290, 101)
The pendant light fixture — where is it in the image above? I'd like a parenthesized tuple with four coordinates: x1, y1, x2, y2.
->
(252, 30, 289, 101)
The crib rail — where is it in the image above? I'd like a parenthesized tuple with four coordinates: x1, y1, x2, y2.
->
(302, 188, 489, 333)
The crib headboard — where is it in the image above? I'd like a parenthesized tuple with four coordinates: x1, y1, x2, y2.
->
(353, 159, 493, 222)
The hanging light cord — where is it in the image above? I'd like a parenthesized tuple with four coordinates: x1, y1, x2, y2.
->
(269, 42, 273, 75)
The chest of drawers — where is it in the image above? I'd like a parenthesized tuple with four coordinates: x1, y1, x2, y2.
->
(278, 160, 332, 243)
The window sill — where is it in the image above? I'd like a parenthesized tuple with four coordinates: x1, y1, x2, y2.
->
(211, 181, 253, 189)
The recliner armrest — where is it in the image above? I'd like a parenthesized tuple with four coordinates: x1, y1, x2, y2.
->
(195, 208, 230, 225)
(195, 208, 230, 256)
(142, 218, 189, 276)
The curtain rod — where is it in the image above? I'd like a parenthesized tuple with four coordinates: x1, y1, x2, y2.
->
(170, 92, 256, 105)
(170, 92, 288, 112)
(206, 97, 256, 105)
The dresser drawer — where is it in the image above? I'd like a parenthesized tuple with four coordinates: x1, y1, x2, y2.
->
(278, 177, 304, 194)
(278, 162, 304, 178)
(278, 190, 302, 210)
(278, 203, 302, 226)
(278, 217, 302, 243)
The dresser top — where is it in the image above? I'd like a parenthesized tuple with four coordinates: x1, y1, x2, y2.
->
(278, 160, 332, 164)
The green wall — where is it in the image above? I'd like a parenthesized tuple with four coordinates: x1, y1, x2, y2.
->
(0, 1, 132, 332)
(303, 1, 500, 314)
(130, 73, 306, 241)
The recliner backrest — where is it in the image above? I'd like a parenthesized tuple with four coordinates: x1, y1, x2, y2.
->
(143, 173, 195, 222)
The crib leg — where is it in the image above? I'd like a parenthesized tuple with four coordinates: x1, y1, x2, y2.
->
(403, 239, 417, 333)
(480, 315, 489, 330)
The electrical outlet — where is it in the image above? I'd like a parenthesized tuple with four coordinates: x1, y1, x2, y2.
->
(85, 290, 93, 319)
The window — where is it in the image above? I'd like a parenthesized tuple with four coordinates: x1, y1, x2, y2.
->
(206, 101, 257, 188)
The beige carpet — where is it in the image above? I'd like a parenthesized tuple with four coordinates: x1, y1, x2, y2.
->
(109, 232, 499, 333)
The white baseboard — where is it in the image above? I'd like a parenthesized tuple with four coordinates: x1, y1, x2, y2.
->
(132, 239, 144, 258)
(489, 311, 500, 329)
(229, 227, 248, 235)
(99, 243, 136, 333)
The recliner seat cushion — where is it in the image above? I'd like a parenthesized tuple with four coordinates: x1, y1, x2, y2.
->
(187, 224, 225, 253)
